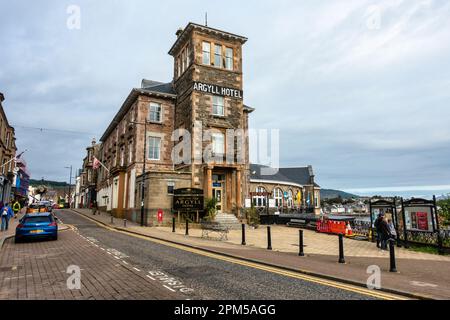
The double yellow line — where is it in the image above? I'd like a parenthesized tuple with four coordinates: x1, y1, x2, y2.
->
(69, 210, 408, 300)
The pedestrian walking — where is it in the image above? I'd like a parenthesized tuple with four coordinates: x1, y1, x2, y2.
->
(12, 200, 21, 219)
(1, 203, 14, 232)
(92, 200, 98, 215)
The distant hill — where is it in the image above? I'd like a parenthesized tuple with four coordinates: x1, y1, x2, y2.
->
(29, 179, 71, 188)
(320, 189, 358, 200)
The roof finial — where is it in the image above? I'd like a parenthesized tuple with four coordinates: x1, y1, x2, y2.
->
(205, 12, 208, 27)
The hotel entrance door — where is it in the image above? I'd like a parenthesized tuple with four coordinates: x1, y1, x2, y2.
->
(212, 187, 223, 213)
(212, 174, 225, 213)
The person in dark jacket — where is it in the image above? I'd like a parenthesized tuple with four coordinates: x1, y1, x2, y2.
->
(374, 214, 383, 248)
(379, 216, 392, 250)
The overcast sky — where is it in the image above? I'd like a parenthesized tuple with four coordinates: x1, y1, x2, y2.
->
(1, 0, 450, 197)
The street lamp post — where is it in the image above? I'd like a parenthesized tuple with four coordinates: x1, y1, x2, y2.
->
(141, 120, 147, 227)
(129, 120, 148, 227)
(65, 166, 72, 208)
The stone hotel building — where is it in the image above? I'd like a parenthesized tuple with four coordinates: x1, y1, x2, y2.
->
(94, 23, 320, 224)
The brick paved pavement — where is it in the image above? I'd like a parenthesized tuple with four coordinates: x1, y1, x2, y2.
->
(159, 225, 450, 261)
(72, 209, 449, 261)
(0, 210, 25, 245)
(0, 227, 182, 300)
(71, 209, 450, 299)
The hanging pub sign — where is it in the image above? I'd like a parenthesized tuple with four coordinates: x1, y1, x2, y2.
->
(173, 188, 204, 212)
(193, 81, 243, 99)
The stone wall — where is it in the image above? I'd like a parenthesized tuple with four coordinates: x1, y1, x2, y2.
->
(129, 171, 192, 225)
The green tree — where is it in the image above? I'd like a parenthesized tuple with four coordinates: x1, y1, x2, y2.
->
(245, 204, 260, 228)
(437, 198, 450, 226)
(204, 197, 218, 222)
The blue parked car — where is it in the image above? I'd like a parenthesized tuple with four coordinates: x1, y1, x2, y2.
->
(15, 213, 58, 243)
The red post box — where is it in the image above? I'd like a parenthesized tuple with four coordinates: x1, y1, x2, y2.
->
(157, 209, 163, 223)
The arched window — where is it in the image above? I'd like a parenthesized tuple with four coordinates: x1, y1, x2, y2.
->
(274, 188, 283, 207)
(252, 187, 267, 207)
(287, 189, 294, 208)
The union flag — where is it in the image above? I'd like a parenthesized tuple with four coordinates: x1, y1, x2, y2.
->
(93, 156, 101, 170)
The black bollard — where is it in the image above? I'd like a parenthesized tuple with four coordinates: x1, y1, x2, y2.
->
(123, 219, 127, 228)
(267, 226, 272, 250)
(110, 215, 114, 224)
(389, 239, 397, 272)
(299, 230, 305, 257)
(338, 234, 345, 263)
(185, 219, 189, 236)
(241, 224, 246, 246)
(172, 217, 176, 233)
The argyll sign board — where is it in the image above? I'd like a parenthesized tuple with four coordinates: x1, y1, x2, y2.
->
(193, 81, 243, 99)
(173, 188, 204, 212)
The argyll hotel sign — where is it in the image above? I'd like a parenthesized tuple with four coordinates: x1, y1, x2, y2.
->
(193, 81, 243, 99)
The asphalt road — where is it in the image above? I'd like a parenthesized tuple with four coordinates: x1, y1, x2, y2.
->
(53, 209, 376, 300)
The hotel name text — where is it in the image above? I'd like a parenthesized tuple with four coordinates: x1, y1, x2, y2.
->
(193, 82, 243, 99)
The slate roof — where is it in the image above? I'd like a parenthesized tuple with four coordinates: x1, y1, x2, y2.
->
(141, 79, 176, 96)
(250, 164, 319, 187)
(100, 79, 176, 141)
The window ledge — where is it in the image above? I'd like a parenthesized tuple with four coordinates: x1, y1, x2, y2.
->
(148, 121, 163, 125)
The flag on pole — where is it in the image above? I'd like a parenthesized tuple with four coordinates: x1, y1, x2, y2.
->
(93, 156, 109, 172)
(93, 157, 101, 170)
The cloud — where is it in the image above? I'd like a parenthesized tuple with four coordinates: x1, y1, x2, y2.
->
(1, 0, 449, 193)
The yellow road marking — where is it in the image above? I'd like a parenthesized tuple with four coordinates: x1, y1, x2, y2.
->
(68, 210, 408, 300)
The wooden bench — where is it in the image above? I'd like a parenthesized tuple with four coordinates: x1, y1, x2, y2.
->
(201, 222, 230, 241)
